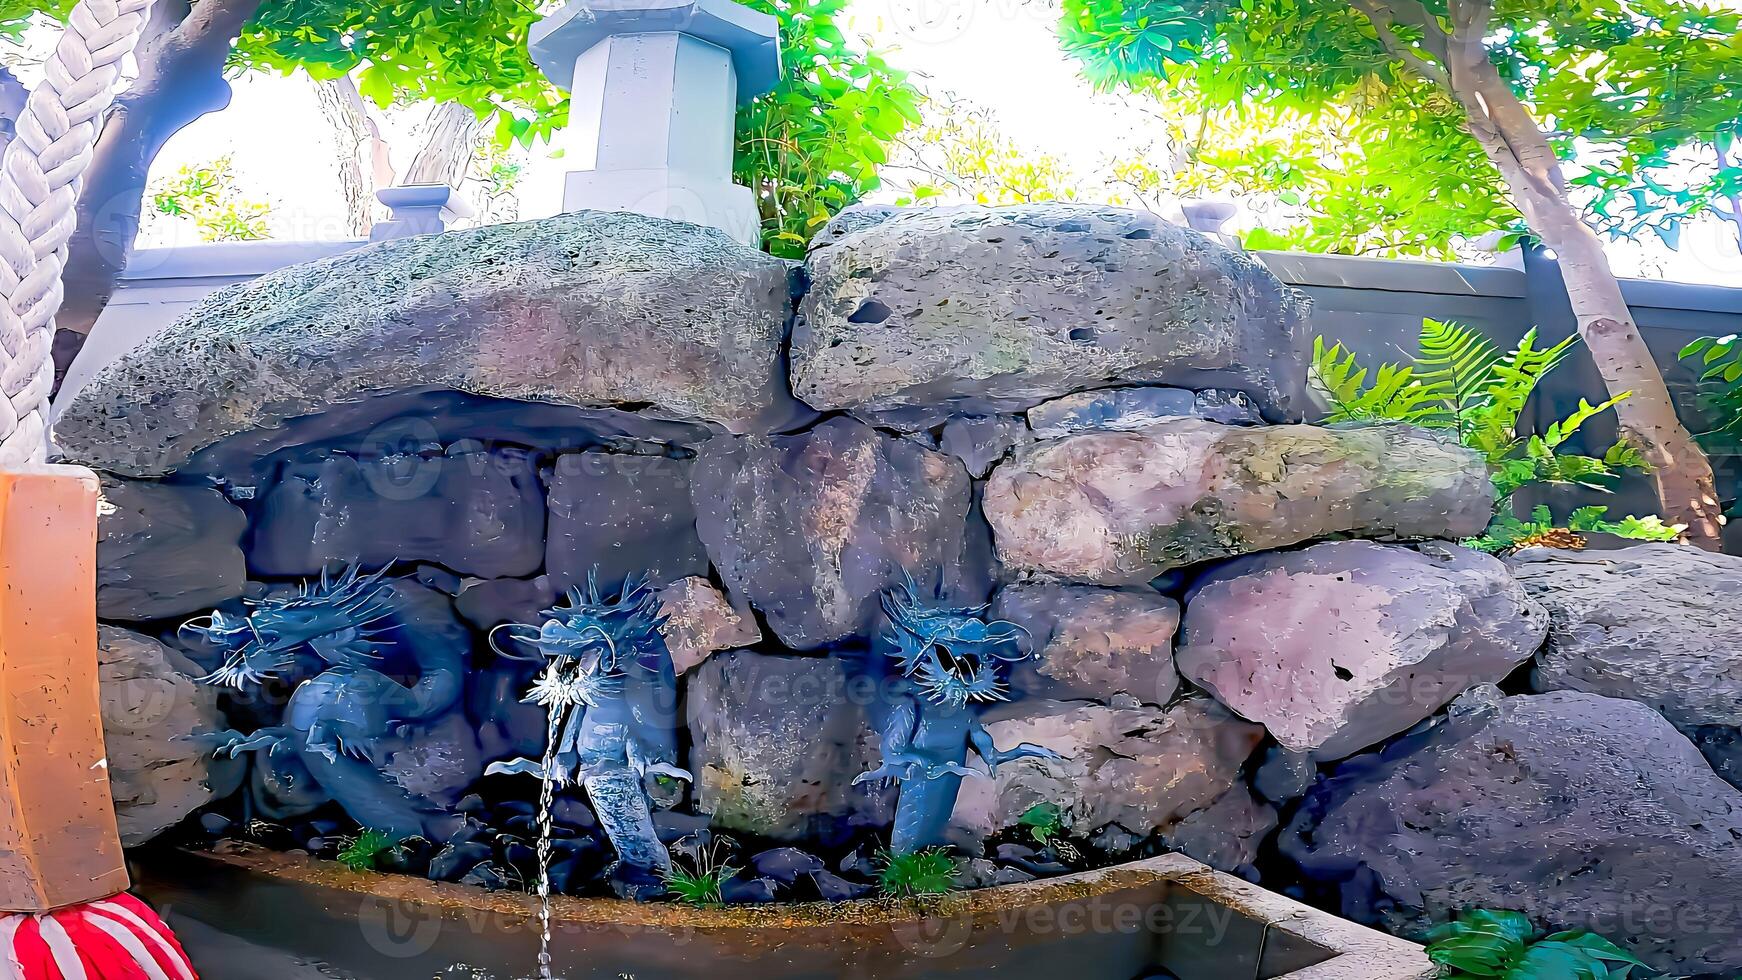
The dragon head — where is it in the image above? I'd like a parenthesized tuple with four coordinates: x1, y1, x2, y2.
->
(878, 575, 1033, 709)
(490, 570, 669, 708)
(182, 564, 395, 689)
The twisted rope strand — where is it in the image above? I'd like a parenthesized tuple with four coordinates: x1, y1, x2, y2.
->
(0, 0, 154, 466)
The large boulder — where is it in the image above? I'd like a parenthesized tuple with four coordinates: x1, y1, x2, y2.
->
(691, 417, 989, 649)
(56, 211, 805, 477)
(990, 583, 1180, 704)
(544, 452, 709, 590)
(686, 651, 890, 841)
(97, 477, 247, 621)
(1511, 545, 1742, 730)
(793, 204, 1311, 426)
(949, 696, 1264, 847)
(248, 445, 546, 579)
(1284, 689, 1742, 976)
(1180, 541, 1545, 760)
(98, 626, 232, 845)
(984, 420, 1493, 583)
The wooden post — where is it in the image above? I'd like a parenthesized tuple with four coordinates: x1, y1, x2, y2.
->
(0, 465, 129, 912)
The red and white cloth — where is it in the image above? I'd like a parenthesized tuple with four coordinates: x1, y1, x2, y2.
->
(0, 894, 198, 980)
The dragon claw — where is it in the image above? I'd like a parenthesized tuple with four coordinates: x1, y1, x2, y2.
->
(985, 743, 1062, 774)
(852, 763, 907, 786)
(209, 730, 285, 759)
(485, 757, 548, 780)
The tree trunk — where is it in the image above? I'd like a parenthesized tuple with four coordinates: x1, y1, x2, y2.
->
(0, 66, 27, 160)
(403, 102, 483, 188)
(1438, 9, 1726, 549)
(314, 75, 395, 238)
(51, 0, 264, 393)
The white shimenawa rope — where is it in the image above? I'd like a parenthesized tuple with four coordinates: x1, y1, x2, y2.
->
(0, 0, 155, 467)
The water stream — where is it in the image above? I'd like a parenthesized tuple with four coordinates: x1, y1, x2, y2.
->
(531, 659, 575, 980)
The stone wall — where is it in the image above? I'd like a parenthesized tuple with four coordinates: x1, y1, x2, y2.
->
(57, 204, 1742, 976)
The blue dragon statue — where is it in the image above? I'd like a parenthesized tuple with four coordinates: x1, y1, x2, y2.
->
(855, 578, 1064, 853)
(183, 565, 475, 841)
(484, 573, 688, 892)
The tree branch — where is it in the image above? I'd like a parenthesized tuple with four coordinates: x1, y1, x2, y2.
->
(403, 102, 484, 188)
(1354, 0, 1450, 89)
(315, 74, 395, 237)
(52, 0, 265, 393)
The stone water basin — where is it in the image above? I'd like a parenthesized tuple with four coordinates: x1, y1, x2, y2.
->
(134, 848, 1433, 979)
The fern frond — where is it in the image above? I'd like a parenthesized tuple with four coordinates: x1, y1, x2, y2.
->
(1602, 439, 1649, 472)
(1482, 329, 1580, 434)
(1543, 394, 1629, 448)
(1415, 318, 1498, 436)
(1596, 514, 1684, 542)
(1311, 336, 1443, 424)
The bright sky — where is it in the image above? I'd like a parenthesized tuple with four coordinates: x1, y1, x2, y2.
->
(23, 0, 1742, 284)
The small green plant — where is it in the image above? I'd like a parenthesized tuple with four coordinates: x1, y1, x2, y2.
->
(877, 847, 956, 899)
(1425, 908, 1660, 979)
(1680, 333, 1742, 453)
(336, 828, 398, 872)
(1018, 803, 1064, 846)
(1312, 319, 1680, 548)
(663, 837, 739, 907)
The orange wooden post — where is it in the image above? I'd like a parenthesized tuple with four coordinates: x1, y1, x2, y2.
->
(0, 465, 129, 912)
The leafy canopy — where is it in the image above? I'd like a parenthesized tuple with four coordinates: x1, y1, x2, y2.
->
(1056, 0, 1742, 257)
(2, 0, 918, 257)
(1312, 318, 1676, 548)
(735, 0, 922, 256)
(886, 96, 1098, 208)
(148, 155, 274, 243)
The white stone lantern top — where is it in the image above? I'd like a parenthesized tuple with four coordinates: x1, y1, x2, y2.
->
(531, 0, 782, 245)
(530, 0, 781, 100)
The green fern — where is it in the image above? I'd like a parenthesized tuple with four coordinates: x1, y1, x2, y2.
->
(1414, 318, 1497, 437)
(1315, 320, 1670, 541)
(1312, 337, 1443, 424)
(1467, 505, 1683, 553)
(663, 837, 739, 907)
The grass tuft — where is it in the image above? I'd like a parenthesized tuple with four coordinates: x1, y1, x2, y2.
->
(663, 836, 739, 907)
(336, 828, 398, 873)
(877, 847, 956, 899)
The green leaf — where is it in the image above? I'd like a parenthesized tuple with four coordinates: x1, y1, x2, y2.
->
(1416, 318, 1500, 436)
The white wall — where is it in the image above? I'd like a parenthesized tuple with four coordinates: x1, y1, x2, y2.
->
(52, 239, 366, 417)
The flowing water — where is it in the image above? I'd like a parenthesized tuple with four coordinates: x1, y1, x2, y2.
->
(532, 663, 574, 980)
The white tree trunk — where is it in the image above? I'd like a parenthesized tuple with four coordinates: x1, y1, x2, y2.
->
(1436, 8, 1725, 549)
(314, 75, 394, 238)
(403, 102, 483, 188)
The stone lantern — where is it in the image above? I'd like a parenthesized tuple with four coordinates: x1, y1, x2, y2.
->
(530, 0, 781, 245)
